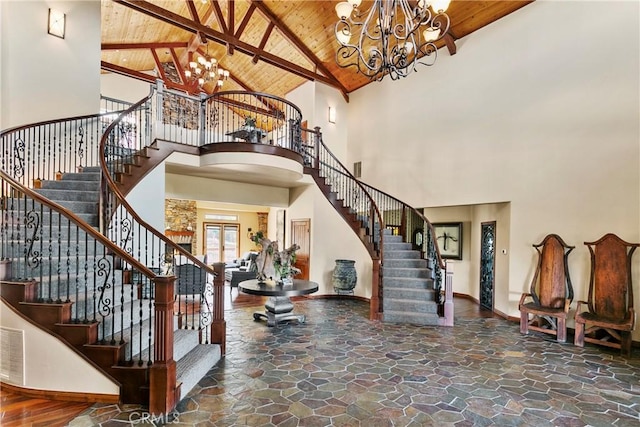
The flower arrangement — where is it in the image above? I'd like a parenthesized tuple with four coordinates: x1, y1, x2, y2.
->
(251, 231, 300, 284)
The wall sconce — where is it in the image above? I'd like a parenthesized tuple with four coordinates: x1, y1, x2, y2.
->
(247, 228, 254, 240)
(328, 106, 336, 124)
(48, 9, 66, 39)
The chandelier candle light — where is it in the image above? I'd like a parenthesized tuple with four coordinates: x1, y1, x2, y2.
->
(184, 46, 230, 88)
(335, 0, 451, 81)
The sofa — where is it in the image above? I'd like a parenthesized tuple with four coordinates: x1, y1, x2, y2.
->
(225, 252, 258, 289)
(225, 251, 257, 269)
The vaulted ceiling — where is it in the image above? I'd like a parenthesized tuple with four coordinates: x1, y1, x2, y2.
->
(101, 0, 533, 101)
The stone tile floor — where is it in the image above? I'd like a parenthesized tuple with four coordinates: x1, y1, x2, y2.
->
(70, 299, 640, 426)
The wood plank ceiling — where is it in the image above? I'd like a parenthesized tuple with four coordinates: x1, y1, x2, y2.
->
(101, 0, 533, 101)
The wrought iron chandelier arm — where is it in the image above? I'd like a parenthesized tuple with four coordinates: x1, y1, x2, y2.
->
(333, 0, 451, 81)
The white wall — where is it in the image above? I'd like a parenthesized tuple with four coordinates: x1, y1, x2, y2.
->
(286, 82, 315, 126)
(1, 300, 120, 396)
(101, 73, 153, 104)
(1, 0, 101, 128)
(288, 81, 350, 164)
(165, 173, 290, 207)
(314, 83, 349, 160)
(346, 1, 640, 336)
(423, 205, 474, 296)
(127, 163, 166, 233)
(288, 179, 373, 298)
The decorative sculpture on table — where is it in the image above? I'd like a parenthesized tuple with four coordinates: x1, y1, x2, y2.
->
(251, 231, 300, 285)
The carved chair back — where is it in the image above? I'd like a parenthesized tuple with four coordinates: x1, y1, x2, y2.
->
(531, 234, 574, 308)
(586, 233, 637, 322)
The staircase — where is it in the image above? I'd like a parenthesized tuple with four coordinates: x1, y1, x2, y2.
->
(1, 88, 451, 414)
(35, 167, 101, 226)
(382, 230, 440, 326)
(32, 167, 221, 402)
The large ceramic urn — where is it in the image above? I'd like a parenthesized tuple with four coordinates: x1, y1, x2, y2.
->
(332, 259, 357, 294)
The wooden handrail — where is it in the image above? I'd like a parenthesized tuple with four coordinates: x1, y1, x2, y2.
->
(98, 93, 214, 275)
(0, 170, 156, 278)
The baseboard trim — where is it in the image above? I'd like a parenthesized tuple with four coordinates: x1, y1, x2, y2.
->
(452, 292, 639, 349)
(0, 381, 119, 404)
(302, 294, 370, 304)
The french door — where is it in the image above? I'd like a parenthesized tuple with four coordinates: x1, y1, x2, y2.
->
(204, 223, 239, 264)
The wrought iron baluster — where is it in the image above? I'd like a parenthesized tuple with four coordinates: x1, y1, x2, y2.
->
(146, 276, 154, 366)
(127, 266, 134, 363)
(73, 225, 80, 322)
(137, 272, 144, 366)
(46, 207, 54, 303)
(85, 233, 92, 324)
(96, 247, 113, 344)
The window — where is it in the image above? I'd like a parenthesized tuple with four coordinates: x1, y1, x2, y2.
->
(204, 223, 239, 263)
(204, 214, 238, 221)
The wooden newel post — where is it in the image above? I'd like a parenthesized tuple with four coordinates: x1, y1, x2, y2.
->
(149, 275, 178, 415)
(210, 262, 226, 355)
(370, 258, 381, 320)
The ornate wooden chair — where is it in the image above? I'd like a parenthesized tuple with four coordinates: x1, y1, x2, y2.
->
(574, 233, 638, 356)
(519, 234, 574, 342)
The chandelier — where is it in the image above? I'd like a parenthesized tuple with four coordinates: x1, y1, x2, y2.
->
(334, 0, 451, 81)
(184, 46, 230, 88)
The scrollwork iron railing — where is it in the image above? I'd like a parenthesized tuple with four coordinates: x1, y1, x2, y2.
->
(150, 82, 305, 155)
(1, 113, 107, 189)
(99, 90, 217, 340)
(0, 171, 158, 364)
(301, 128, 447, 314)
(357, 182, 446, 302)
(300, 129, 385, 317)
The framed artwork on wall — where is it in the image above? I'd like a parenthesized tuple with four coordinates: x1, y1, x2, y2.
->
(433, 222, 463, 260)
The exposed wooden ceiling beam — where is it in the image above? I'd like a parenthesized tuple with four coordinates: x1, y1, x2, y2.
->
(443, 33, 457, 56)
(251, 0, 349, 101)
(169, 48, 189, 86)
(186, 0, 200, 24)
(102, 60, 157, 84)
(150, 49, 166, 80)
(234, 3, 256, 39)
(102, 42, 188, 50)
(180, 2, 217, 65)
(185, 0, 207, 44)
(253, 22, 274, 64)
(211, 0, 228, 35)
(227, 0, 235, 55)
(113, 0, 346, 97)
(102, 61, 197, 94)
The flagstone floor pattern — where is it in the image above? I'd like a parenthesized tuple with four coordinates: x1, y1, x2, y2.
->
(70, 298, 640, 426)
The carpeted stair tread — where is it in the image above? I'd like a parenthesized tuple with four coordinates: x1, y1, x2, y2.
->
(383, 250, 421, 259)
(40, 180, 100, 191)
(382, 287, 435, 300)
(173, 329, 200, 361)
(177, 344, 221, 400)
(61, 172, 101, 181)
(383, 310, 440, 326)
(384, 258, 428, 268)
(383, 267, 430, 278)
(384, 297, 439, 313)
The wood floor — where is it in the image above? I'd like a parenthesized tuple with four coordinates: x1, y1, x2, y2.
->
(0, 293, 496, 426)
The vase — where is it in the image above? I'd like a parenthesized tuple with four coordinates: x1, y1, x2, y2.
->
(281, 274, 294, 286)
(332, 259, 357, 294)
